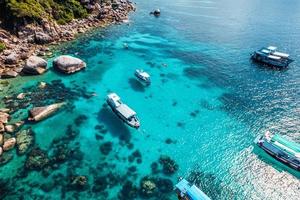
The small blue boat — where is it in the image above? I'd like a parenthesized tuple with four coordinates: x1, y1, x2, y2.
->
(175, 178, 211, 200)
(251, 46, 293, 68)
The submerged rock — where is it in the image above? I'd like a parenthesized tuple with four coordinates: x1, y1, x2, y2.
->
(22, 56, 47, 75)
(16, 129, 34, 155)
(53, 55, 86, 74)
(25, 148, 49, 170)
(2, 137, 16, 151)
(28, 102, 65, 122)
(69, 175, 88, 190)
(0, 152, 13, 166)
(159, 155, 179, 175)
(139, 176, 158, 197)
(99, 142, 113, 155)
(119, 181, 138, 199)
(5, 121, 24, 133)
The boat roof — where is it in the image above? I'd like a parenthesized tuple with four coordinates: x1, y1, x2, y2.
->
(261, 49, 271, 54)
(272, 51, 289, 58)
(107, 93, 120, 102)
(116, 104, 136, 119)
(175, 179, 211, 200)
(267, 55, 281, 60)
(267, 46, 277, 51)
(136, 70, 150, 78)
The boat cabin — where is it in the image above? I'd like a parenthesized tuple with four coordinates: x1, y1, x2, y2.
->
(175, 179, 211, 200)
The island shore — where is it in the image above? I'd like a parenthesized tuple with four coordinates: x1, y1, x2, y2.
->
(0, 0, 135, 79)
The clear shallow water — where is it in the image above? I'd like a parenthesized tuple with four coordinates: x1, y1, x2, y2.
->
(1, 0, 300, 199)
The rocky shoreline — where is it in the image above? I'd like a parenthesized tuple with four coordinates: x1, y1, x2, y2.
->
(0, 0, 135, 79)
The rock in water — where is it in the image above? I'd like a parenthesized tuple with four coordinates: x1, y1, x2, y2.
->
(28, 102, 65, 122)
(16, 129, 34, 155)
(0, 147, 2, 156)
(139, 176, 158, 198)
(53, 55, 86, 74)
(3, 137, 16, 151)
(22, 56, 47, 75)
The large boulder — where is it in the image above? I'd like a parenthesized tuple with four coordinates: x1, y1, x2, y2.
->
(28, 102, 65, 122)
(35, 32, 53, 44)
(16, 129, 34, 155)
(4, 53, 18, 64)
(2, 137, 16, 151)
(53, 55, 86, 74)
(22, 56, 47, 75)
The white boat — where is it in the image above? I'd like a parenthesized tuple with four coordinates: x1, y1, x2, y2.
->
(106, 93, 140, 129)
(134, 69, 151, 85)
(251, 46, 293, 68)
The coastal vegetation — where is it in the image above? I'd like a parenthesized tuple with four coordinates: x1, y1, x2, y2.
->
(0, 0, 88, 26)
(0, 42, 5, 52)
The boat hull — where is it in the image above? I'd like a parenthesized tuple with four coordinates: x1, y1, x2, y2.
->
(251, 53, 293, 68)
(107, 101, 140, 129)
(256, 138, 300, 171)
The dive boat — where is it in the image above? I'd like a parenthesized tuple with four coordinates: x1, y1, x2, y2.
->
(106, 93, 140, 129)
(251, 46, 293, 68)
(255, 131, 300, 171)
(175, 178, 211, 200)
(134, 69, 151, 85)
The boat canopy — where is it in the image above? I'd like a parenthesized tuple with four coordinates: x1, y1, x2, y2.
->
(267, 55, 281, 60)
(272, 51, 289, 58)
(267, 46, 277, 51)
(261, 49, 271, 54)
(140, 71, 150, 78)
(271, 134, 300, 154)
(175, 179, 211, 200)
(116, 104, 136, 119)
(107, 93, 122, 107)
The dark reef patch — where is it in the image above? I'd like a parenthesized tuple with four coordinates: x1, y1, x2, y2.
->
(74, 114, 88, 126)
(159, 155, 179, 175)
(99, 142, 113, 155)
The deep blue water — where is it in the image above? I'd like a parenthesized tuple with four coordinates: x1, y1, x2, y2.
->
(1, 0, 300, 199)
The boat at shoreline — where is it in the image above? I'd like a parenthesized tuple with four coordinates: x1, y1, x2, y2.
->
(175, 178, 211, 200)
(106, 93, 140, 129)
(255, 131, 300, 171)
(251, 46, 293, 68)
(135, 69, 151, 85)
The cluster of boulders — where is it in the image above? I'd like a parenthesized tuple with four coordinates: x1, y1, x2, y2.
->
(0, 0, 135, 78)
(0, 109, 31, 164)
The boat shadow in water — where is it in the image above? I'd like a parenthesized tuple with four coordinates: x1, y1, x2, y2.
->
(128, 78, 145, 92)
(97, 106, 131, 142)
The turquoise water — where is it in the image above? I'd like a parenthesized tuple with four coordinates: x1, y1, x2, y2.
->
(1, 0, 300, 199)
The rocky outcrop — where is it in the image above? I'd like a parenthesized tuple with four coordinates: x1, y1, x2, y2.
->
(28, 102, 65, 122)
(22, 56, 47, 75)
(0, 0, 135, 79)
(53, 55, 86, 74)
(2, 137, 16, 151)
(16, 129, 34, 155)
